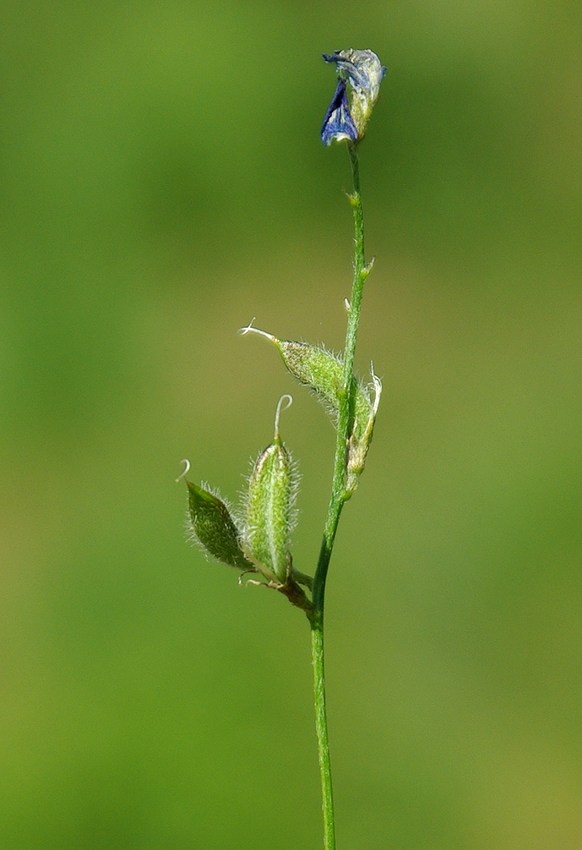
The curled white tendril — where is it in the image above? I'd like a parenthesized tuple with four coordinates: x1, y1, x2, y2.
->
(274, 394, 293, 439)
(175, 458, 191, 483)
(238, 318, 276, 342)
(238, 316, 256, 334)
(369, 362, 383, 413)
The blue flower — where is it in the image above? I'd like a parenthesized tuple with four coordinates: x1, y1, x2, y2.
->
(321, 49, 386, 146)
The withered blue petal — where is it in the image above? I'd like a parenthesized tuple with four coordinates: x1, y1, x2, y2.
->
(321, 79, 358, 146)
(321, 49, 385, 145)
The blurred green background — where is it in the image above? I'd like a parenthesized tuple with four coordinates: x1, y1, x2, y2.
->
(1, 2, 581, 848)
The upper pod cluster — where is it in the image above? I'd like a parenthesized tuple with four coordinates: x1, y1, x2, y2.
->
(241, 323, 382, 496)
(321, 49, 386, 146)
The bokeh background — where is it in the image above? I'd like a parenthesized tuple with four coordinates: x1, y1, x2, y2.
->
(1, 2, 581, 848)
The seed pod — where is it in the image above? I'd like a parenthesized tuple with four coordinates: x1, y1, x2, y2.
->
(240, 323, 372, 438)
(277, 340, 343, 415)
(347, 370, 382, 494)
(242, 395, 298, 585)
(186, 480, 252, 571)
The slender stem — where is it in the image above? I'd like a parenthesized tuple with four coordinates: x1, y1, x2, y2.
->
(311, 620, 335, 848)
(310, 141, 368, 850)
(312, 143, 365, 612)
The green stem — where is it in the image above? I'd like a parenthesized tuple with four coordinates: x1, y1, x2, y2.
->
(313, 142, 366, 612)
(311, 620, 335, 849)
(310, 142, 368, 850)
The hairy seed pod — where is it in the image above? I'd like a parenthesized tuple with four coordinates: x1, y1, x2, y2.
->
(242, 395, 298, 584)
(278, 340, 346, 416)
(186, 481, 252, 570)
(240, 324, 372, 438)
(282, 342, 373, 444)
(346, 371, 382, 494)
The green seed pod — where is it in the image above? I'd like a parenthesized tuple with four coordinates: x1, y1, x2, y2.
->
(347, 370, 382, 494)
(240, 322, 372, 437)
(242, 395, 298, 585)
(277, 339, 344, 415)
(185, 478, 252, 571)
